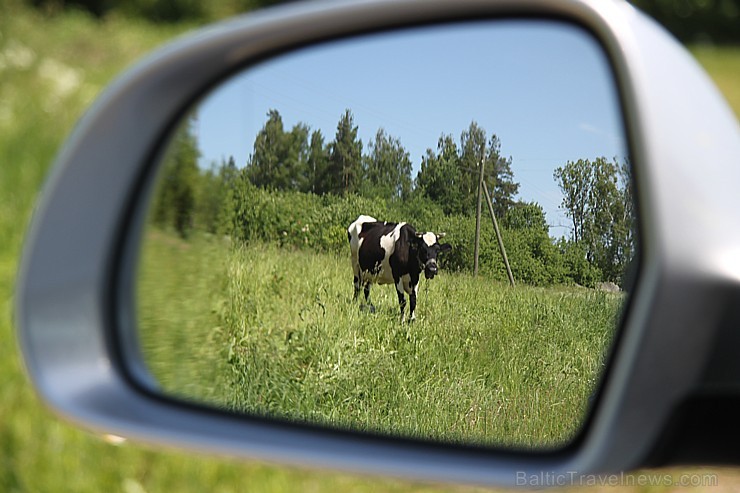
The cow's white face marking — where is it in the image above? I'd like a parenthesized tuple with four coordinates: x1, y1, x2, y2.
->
(422, 232, 437, 247)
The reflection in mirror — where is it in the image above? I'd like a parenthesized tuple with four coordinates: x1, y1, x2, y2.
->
(136, 20, 635, 450)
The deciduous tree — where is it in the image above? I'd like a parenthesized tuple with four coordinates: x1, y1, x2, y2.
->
(554, 157, 634, 283)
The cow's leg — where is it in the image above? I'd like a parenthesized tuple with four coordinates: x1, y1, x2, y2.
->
(408, 283, 418, 322)
(395, 278, 406, 322)
(353, 275, 361, 300)
(364, 282, 375, 313)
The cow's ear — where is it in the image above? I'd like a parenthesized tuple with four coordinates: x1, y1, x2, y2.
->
(439, 243, 452, 252)
(436, 232, 446, 239)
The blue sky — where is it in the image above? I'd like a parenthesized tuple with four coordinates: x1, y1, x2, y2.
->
(193, 20, 626, 237)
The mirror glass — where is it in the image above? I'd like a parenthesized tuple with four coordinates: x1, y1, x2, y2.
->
(136, 20, 635, 449)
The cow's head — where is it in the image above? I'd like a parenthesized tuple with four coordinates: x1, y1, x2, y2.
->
(414, 232, 452, 279)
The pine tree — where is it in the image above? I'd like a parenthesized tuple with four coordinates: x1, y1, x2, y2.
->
(415, 135, 464, 215)
(246, 109, 310, 191)
(326, 109, 362, 195)
(363, 128, 412, 200)
(307, 130, 329, 194)
(486, 134, 519, 219)
(153, 116, 200, 238)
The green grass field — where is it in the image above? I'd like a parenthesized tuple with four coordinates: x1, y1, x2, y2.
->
(692, 45, 740, 120)
(138, 231, 619, 449)
(1, 4, 739, 492)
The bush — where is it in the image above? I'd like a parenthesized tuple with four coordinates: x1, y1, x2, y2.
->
(557, 238, 602, 288)
(26, 0, 283, 22)
(216, 181, 603, 287)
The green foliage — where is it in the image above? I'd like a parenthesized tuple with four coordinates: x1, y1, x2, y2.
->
(246, 109, 311, 192)
(554, 157, 634, 284)
(241, 113, 522, 231)
(415, 135, 466, 215)
(458, 121, 488, 212)
(630, 0, 740, 44)
(25, 0, 286, 22)
(326, 109, 363, 195)
(118, 0, 207, 22)
(485, 134, 519, 219)
(152, 118, 200, 238)
(306, 129, 329, 194)
(222, 177, 385, 254)
(557, 238, 603, 288)
(179, 134, 621, 287)
(361, 128, 412, 200)
(503, 201, 548, 232)
(415, 123, 519, 218)
(245, 109, 383, 198)
(195, 156, 238, 234)
(210, 177, 609, 287)
(554, 158, 591, 244)
(26, 0, 740, 44)
(430, 211, 596, 286)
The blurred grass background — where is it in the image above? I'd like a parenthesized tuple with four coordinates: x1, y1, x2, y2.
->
(1, 1, 738, 492)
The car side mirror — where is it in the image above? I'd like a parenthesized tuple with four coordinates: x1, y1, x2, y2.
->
(15, 0, 740, 486)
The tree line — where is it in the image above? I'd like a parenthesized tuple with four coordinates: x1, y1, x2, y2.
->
(152, 110, 635, 287)
(245, 109, 413, 199)
(24, 0, 285, 23)
(25, 0, 740, 44)
(244, 109, 520, 217)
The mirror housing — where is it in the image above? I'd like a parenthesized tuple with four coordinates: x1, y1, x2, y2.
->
(15, 0, 740, 486)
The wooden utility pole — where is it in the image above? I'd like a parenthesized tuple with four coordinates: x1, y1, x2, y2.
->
(482, 181, 515, 287)
(473, 157, 485, 276)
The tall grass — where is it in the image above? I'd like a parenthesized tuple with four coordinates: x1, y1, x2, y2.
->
(138, 231, 620, 449)
(1, 3, 739, 491)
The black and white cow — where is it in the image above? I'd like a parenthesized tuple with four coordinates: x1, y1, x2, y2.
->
(347, 215, 451, 322)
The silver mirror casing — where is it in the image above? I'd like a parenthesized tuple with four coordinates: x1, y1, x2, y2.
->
(15, 0, 740, 486)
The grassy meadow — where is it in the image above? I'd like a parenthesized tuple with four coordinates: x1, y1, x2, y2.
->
(138, 230, 619, 449)
(691, 45, 740, 120)
(1, 3, 739, 492)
